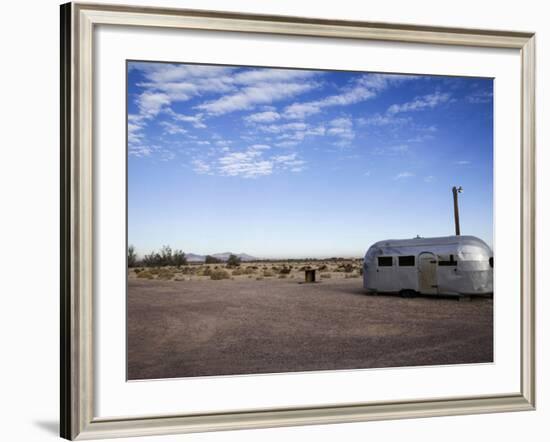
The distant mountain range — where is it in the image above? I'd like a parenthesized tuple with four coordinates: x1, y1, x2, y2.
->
(186, 252, 258, 262)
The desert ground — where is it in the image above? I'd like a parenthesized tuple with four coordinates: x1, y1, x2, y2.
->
(127, 260, 493, 380)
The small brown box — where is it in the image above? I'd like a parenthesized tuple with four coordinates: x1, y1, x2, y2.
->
(305, 269, 316, 283)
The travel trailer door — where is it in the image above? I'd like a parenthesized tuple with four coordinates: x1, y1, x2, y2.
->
(418, 252, 438, 294)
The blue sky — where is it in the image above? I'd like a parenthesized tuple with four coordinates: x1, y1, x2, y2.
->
(127, 61, 493, 259)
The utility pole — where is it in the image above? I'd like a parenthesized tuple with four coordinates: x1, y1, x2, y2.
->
(452, 186, 463, 235)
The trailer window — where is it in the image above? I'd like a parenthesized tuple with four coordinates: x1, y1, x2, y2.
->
(438, 254, 457, 266)
(489, 257, 493, 268)
(378, 256, 393, 267)
(398, 256, 415, 266)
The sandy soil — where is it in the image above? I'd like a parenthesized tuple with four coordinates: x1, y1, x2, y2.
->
(127, 275, 493, 380)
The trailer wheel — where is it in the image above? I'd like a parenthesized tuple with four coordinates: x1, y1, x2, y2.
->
(399, 289, 416, 298)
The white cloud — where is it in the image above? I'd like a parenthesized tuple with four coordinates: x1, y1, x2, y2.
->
(387, 91, 451, 115)
(128, 114, 160, 158)
(284, 102, 324, 120)
(192, 159, 212, 174)
(128, 64, 430, 163)
(259, 122, 308, 134)
(128, 64, 320, 156)
(272, 153, 296, 162)
(284, 73, 417, 119)
(305, 125, 326, 136)
(135, 65, 319, 117)
(274, 140, 299, 148)
(284, 84, 373, 119)
(456, 160, 470, 165)
(217, 150, 273, 178)
(160, 150, 176, 162)
(233, 69, 316, 84)
(137, 81, 198, 102)
(129, 142, 162, 158)
(136, 63, 235, 84)
(465, 90, 493, 104)
(169, 111, 207, 129)
(244, 111, 281, 123)
(272, 153, 306, 172)
(129, 145, 154, 157)
(394, 172, 415, 180)
(358, 113, 410, 126)
(128, 114, 145, 145)
(327, 117, 354, 141)
(137, 92, 170, 118)
(196, 81, 317, 115)
(160, 121, 187, 135)
(190, 146, 307, 179)
(253, 121, 326, 147)
(134, 64, 236, 105)
(250, 144, 271, 150)
(424, 175, 435, 183)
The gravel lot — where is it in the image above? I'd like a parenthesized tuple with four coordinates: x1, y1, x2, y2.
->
(127, 278, 493, 380)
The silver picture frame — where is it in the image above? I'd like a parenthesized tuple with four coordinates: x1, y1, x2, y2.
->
(60, 2, 536, 439)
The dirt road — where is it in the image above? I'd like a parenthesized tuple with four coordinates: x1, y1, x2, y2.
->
(127, 278, 493, 380)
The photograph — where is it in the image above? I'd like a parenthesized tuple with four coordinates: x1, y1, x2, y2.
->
(126, 60, 494, 380)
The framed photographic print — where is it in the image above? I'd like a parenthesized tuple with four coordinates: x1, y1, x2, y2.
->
(60, 2, 535, 440)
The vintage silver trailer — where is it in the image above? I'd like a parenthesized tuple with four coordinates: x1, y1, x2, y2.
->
(363, 235, 493, 297)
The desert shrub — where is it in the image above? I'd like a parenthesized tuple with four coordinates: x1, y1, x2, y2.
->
(345, 273, 360, 279)
(317, 264, 328, 271)
(141, 246, 187, 267)
(335, 263, 355, 273)
(199, 266, 212, 277)
(205, 255, 221, 264)
(157, 245, 173, 266)
(320, 273, 332, 279)
(299, 265, 312, 271)
(278, 274, 287, 279)
(256, 276, 264, 280)
(142, 252, 161, 267)
(232, 267, 256, 276)
(157, 268, 176, 280)
(359, 267, 364, 276)
(173, 250, 187, 267)
(210, 269, 230, 280)
(226, 254, 241, 267)
(133, 268, 142, 274)
(137, 270, 154, 279)
(128, 245, 137, 268)
(263, 270, 275, 277)
(279, 265, 292, 275)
